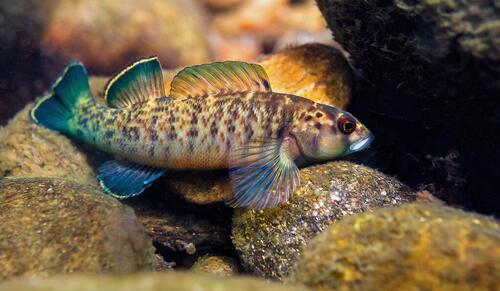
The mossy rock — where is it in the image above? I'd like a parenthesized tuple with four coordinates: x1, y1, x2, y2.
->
(192, 255, 240, 277)
(0, 177, 155, 280)
(232, 161, 416, 280)
(289, 203, 500, 290)
(0, 272, 308, 291)
(0, 105, 98, 185)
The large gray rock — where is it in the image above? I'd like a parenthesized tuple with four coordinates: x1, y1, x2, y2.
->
(232, 161, 416, 280)
(0, 177, 155, 280)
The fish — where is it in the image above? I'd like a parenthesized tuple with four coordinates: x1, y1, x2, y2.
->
(30, 57, 373, 209)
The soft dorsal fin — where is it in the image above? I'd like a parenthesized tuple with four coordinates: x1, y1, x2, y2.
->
(104, 57, 165, 108)
(169, 61, 272, 99)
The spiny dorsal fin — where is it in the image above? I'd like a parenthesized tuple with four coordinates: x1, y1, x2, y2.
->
(105, 57, 165, 108)
(169, 61, 272, 99)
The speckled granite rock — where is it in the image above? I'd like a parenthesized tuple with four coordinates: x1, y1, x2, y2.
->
(289, 203, 500, 290)
(0, 272, 308, 291)
(192, 255, 240, 277)
(232, 161, 416, 280)
(316, 0, 500, 214)
(0, 106, 98, 185)
(0, 177, 155, 280)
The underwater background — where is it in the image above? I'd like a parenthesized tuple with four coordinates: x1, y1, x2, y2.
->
(0, 0, 499, 290)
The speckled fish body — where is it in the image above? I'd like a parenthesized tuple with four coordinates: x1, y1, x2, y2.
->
(31, 57, 373, 209)
(75, 92, 302, 169)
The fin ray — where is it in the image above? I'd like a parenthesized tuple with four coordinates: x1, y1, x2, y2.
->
(31, 62, 92, 134)
(105, 57, 165, 108)
(169, 61, 272, 99)
(227, 139, 300, 209)
(97, 160, 165, 199)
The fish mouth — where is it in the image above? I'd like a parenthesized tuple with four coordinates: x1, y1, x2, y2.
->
(349, 133, 374, 152)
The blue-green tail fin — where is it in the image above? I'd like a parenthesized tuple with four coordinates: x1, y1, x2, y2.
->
(30, 62, 93, 134)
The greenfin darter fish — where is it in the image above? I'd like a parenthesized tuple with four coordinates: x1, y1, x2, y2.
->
(30, 57, 373, 209)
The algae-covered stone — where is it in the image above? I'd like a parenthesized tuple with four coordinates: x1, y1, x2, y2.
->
(0, 105, 97, 185)
(289, 203, 500, 290)
(0, 177, 155, 279)
(192, 255, 240, 277)
(0, 272, 308, 291)
(232, 161, 416, 280)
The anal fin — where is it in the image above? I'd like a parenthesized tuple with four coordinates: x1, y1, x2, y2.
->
(97, 160, 165, 199)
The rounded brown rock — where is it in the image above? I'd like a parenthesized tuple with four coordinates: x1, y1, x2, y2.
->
(288, 203, 500, 290)
(0, 177, 155, 280)
(191, 255, 240, 277)
(231, 161, 416, 280)
(0, 106, 97, 186)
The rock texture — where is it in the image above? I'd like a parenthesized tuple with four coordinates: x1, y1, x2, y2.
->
(0, 105, 98, 185)
(232, 161, 416, 280)
(289, 203, 500, 291)
(0, 272, 308, 291)
(192, 255, 240, 277)
(0, 177, 154, 280)
(316, 0, 500, 214)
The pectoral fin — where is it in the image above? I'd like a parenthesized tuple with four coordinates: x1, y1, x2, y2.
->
(97, 160, 165, 199)
(227, 139, 300, 210)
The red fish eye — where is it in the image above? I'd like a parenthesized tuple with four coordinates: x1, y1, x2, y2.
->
(338, 115, 356, 134)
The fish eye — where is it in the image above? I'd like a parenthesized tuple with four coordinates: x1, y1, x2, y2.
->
(338, 115, 356, 134)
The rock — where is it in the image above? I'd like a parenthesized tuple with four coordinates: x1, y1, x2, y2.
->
(231, 161, 416, 280)
(260, 43, 352, 108)
(0, 272, 308, 291)
(212, 0, 329, 58)
(316, 0, 500, 214)
(0, 105, 98, 185)
(41, 0, 212, 75)
(0, 177, 155, 280)
(192, 255, 240, 277)
(288, 203, 500, 290)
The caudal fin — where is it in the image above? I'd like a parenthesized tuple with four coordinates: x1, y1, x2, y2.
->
(30, 62, 92, 134)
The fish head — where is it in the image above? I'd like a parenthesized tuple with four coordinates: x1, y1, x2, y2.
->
(289, 103, 373, 161)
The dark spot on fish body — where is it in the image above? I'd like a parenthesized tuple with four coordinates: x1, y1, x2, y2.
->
(148, 145, 155, 157)
(129, 126, 140, 140)
(191, 113, 198, 125)
(314, 122, 322, 130)
(150, 131, 159, 141)
(228, 123, 236, 133)
(168, 126, 178, 140)
(104, 130, 114, 138)
(316, 112, 323, 118)
(210, 121, 218, 136)
(305, 115, 313, 121)
(244, 124, 254, 140)
(187, 129, 199, 137)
